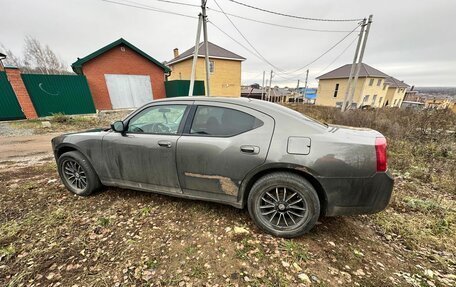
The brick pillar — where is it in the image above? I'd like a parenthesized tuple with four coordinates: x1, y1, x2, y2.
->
(4, 67, 38, 119)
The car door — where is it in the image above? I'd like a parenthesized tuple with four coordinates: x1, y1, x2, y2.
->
(102, 102, 191, 193)
(176, 102, 274, 200)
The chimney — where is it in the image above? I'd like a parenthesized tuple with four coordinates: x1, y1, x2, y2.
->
(173, 48, 179, 58)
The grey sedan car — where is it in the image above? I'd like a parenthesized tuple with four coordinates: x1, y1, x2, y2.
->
(52, 97, 393, 238)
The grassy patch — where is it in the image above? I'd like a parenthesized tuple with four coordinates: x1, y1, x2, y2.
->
(97, 217, 110, 227)
(281, 240, 310, 262)
(0, 244, 16, 258)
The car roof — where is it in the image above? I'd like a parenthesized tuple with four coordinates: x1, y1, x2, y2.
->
(154, 96, 272, 109)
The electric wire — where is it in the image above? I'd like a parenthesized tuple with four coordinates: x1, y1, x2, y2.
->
(103, 0, 362, 81)
(207, 7, 357, 33)
(315, 35, 358, 76)
(102, 0, 197, 19)
(227, 0, 364, 22)
(213, 0, 286, 73)
(143, 0, 357, 32)
(280, 23, 361, 76)
(152, 0, 200, 8)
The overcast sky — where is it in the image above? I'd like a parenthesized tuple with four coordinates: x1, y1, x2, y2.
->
(1, 0, 455, 87)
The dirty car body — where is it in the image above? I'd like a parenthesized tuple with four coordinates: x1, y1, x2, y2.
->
(52, 97, 394, 237)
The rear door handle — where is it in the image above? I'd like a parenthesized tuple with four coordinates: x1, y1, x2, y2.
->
(158, 140, 172, 148)
(240, 145, 260, 154)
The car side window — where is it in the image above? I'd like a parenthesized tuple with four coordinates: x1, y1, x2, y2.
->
(190, 106, 263, 136)
(127, 105, 187, 134)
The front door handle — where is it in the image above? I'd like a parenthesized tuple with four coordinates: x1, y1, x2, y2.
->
(158, 140, 172, 148)
(240, 145, 260, 154)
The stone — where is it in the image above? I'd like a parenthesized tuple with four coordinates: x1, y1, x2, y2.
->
(41, 121, 52, 128)
(298, 273, 311, 284)
(233, 226, 249, 234)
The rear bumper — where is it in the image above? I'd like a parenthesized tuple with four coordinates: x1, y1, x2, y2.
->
(319, 171, 394, 216)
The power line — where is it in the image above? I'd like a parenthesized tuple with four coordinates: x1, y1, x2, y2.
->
(104, 0, 361, 81)
(315, 35, 358, 76)
(207, 7, 357, 33)
(213, 0, 285, 72)
(145, 0, 357, 32)
(227, 0, 363, 22)
(101, 0, 197, 18)
(152, 0, 200, 8)
(209, 19, 357, 82)
(107, 0, 356, 33)
(280, 23, 361, 76)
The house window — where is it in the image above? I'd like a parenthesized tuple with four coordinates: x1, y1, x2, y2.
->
(377, 79, 382, 86)
(333, 83, 339, 97)
(372, 95, 377, 106)
(379, 97, 383, 106)
(364, 95, 369, 103)
(393, 99, 397, 106)
(209, 60, 215, 73)
(383, 83, 387, 90)
(398, 99, 402, 107)
(369, 79, 374, 86)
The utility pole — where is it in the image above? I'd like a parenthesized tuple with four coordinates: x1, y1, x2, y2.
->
(347, 15, 373, 109)
(296, 79, 300, 103)
(201, 0, 210, 97)
(188, 14, 203, 97)
(267, 70, 273, 102)
(341, 17, 367, 111)
(261, 71, 265, 101)
(303, 69, 309, 104)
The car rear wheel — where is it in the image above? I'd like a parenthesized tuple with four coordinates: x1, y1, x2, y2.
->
(58, 151, 101, 196)
(248, 172, 320, 238)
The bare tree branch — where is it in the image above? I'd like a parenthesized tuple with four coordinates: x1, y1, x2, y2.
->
(1, 36, 71, 74)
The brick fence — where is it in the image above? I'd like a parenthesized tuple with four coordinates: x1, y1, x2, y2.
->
(4, 67, 38, 119)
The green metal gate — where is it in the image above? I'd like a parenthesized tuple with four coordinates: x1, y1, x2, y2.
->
(0, 71, 25, 121)
(21, 74, 96, 117)
(165, 80, 205, 97)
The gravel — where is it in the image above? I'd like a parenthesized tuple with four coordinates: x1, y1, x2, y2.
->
(0, 122, 35, 137)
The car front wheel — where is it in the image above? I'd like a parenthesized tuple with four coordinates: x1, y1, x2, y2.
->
(58, 151, 101, 196)
(248, 172, 320, 238)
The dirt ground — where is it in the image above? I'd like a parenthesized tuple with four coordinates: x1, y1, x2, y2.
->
(0, 133, 57, 164)
(0, 111, 454, 287)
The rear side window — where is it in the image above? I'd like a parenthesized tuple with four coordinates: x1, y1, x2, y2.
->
(190, 106, 263, 136)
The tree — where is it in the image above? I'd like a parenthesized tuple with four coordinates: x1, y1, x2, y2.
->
(0, 36, 70, 74)
(0, 43, 23, 67)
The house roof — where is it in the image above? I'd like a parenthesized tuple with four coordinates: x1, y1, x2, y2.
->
(316, 63, 390, 80)
(385, 76, 410, 88)
(241, 87, 264, 95)
(167, 42, 245, 65)
(71, 38, 170, 74)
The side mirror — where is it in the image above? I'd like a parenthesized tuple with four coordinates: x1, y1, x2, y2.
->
(111, 121, 125, 133)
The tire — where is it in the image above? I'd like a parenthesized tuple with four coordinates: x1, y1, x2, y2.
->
(248, 172, 320, 238)
(57, 151, 101, 196)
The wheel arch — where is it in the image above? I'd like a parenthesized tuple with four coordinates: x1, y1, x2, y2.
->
(55, 143, 80, 159)
(55, 144, 98, 175)
(239, 164, 328, 215)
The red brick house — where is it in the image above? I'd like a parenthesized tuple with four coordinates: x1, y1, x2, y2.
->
(72, 38, 170, 110)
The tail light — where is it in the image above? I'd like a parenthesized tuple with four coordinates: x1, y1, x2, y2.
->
(375, 137, 387, 172)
